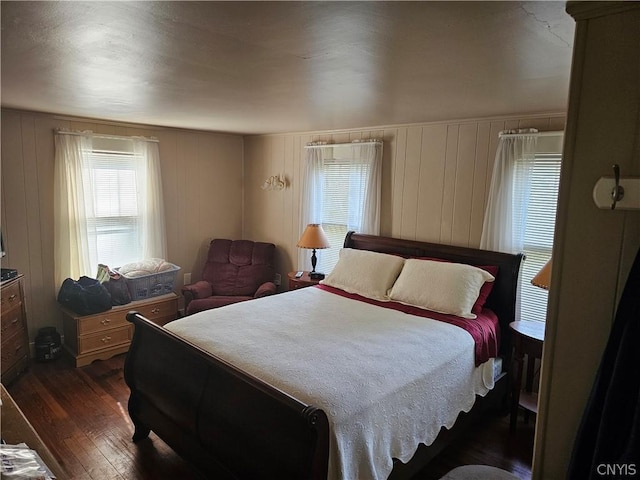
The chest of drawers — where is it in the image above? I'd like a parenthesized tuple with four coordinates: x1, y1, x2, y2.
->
(62, 292, 178, 367)
(1, 275, 30, 384)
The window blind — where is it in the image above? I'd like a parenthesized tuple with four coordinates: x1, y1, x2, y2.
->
(319, 158, 370, 273)
(515, 153, 562, 322)
(86, 150, 142, 268)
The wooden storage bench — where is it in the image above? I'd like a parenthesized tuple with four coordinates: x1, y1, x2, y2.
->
(62, 292, 178, 367)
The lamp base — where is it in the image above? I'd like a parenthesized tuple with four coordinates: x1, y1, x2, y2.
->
(309, 272, 325, 280)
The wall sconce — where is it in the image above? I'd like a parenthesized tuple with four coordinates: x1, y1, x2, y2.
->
(261, 174, 286, 191)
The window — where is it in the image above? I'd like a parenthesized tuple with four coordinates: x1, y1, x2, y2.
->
(514, 141, 562, 322)
(54, 132, 166, 287)
(300, 141, 382, 274)
(319, 149, 372, 272)
(86, 148, 143, 268)
(480, 131, 562, 323)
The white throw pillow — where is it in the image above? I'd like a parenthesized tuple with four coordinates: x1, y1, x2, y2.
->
(320, 249, 405, 301)
(388, 259, 495, 319)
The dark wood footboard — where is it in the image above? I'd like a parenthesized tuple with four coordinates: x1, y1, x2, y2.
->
(124, 312, 330, 480)
(124, 311, 509, 480)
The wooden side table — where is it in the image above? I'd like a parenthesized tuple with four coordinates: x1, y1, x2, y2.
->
(509, 320, 545, 431)
(288, 271, 321, 290)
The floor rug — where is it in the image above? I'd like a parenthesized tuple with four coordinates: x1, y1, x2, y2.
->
(439, 464, 522, 480)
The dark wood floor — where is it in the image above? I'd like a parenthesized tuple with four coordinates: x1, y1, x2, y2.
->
(5, 354, 534, 480)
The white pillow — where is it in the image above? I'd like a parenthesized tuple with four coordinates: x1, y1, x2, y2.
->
(320, 248, 405, 301)
(388, 259, 495, 319)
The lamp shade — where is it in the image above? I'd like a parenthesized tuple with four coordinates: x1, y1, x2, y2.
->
(531, 259, 552, 290)
(297, 224, 331, 249)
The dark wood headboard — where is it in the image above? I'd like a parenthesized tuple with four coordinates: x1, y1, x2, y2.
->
(344, 232, 524, 358)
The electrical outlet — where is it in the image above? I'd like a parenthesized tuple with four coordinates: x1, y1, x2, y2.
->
(274, 273, 281, 286)
(183, 273, 192, 285)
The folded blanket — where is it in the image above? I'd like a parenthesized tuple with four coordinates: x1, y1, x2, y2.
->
(117, 258, 174, 278)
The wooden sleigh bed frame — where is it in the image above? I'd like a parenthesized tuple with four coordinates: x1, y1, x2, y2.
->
(124, 232, 523, 479)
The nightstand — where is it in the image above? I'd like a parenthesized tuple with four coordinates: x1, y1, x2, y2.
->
(509, 320, 545, 431)
(288, 271, 321, 290)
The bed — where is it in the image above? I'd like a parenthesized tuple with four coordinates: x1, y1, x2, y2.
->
(124, 232, 523, 479)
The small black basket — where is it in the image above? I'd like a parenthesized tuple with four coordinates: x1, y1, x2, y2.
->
(34, 326, 62, 362)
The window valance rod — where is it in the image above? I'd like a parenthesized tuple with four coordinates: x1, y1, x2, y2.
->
(499, 130, 563, 138)
(55, 129, 159, 143)
(304, 140, 382, 149)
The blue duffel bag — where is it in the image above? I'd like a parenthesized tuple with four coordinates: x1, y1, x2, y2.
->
(57, 276, 112, 315)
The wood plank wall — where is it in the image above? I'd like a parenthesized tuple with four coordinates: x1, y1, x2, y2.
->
(243, 114, 566, 281)
(1, 108, 565, 349)
(0, 109, 244, 343)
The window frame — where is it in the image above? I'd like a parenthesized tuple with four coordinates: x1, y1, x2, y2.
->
(83, 146, 146, 270)
(299, 141, 382, 275)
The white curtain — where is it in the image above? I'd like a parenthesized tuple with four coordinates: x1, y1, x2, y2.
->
(133, 139, 167, 260)
(54, 132, 167, 288)
(298, 142, 382, 271)
(480, 132, 537, 254)
(54, 133, 95, 288)
(300, 147, 325, 226)
(352, 143, 382, 233)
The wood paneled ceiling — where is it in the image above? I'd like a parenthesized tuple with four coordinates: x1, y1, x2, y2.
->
(1, 1, 574, 135)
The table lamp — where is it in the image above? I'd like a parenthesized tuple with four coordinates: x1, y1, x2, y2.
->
(531, 259, 552, 290)
(297, 224, 331, 280)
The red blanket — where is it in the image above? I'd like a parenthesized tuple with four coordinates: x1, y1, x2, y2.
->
(316, 284, 499, 366)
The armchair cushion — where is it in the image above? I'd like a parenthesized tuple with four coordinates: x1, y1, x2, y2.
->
(182, 239, 277, 315)
(254, 281, 277, 298)
(182, 280, 213, 301)
(187, 296, 254, 315)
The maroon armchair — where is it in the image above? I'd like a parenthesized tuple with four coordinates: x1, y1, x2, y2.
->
(182, 239, 277, 315)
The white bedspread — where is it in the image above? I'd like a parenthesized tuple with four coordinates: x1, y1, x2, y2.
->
(166, 286, 495, 480)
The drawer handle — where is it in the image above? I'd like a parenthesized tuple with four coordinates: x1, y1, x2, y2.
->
(2, 294, 18, 305)
(1, 318, 19, 332)
(101, 336, 112, 343)
(101, 318, 112, 325)
(151, 308, 160, 315)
